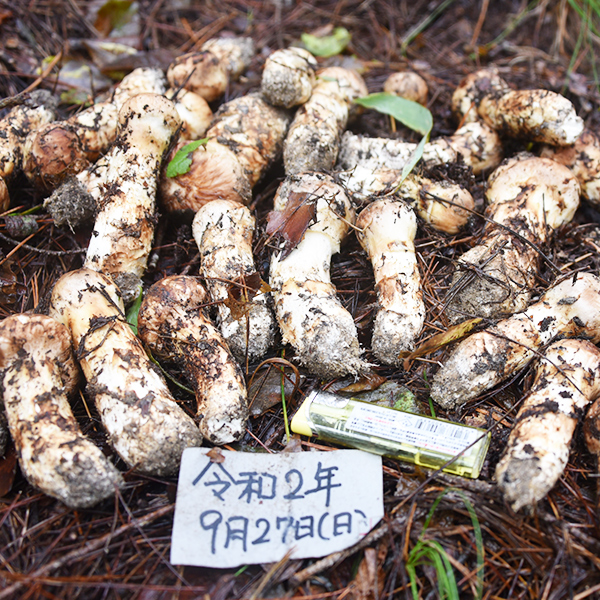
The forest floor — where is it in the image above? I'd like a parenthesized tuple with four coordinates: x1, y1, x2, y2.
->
(1, 1, 600, 598)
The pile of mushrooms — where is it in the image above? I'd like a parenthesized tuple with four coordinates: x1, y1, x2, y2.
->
(0, 38, 598, 515)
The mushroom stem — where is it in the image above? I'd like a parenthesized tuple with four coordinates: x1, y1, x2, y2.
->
(192, 199, 275, 360)
(269, 172, 367, 377)
(0, 313, 123, 507)
(83, 93, 181, 302)
(49, 268, 202, 476)
(356, 198, 424, 364)
(431, 272, 600, 409)
(445, 155, 580, 322)
(138, 276, 248, 445)
(283, 67, 368, 175)
(496, 339, 600, 512)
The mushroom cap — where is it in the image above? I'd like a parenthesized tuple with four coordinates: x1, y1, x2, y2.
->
(0, 313, 80, 391)
(160, 138, 252, 212)
(451, 67, 510, 123)
(486, 155, 580, 230)
(167, 51, 228, 102)
(261, 47, 317, 108)
(22, 123, 89, 190)
(383, 71, 428, 105)
(137, 275, 209, 359)
(112, 67, 166, 110)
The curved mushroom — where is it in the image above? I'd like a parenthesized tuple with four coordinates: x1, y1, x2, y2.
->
(84, 93, 181, 302)
(0, 313, 123, 507)
(192, 199, 276, 361)
(496, 338, 600, 512)
(431, 272, 600, 409)
(445, 155, 580, 322)
(356, 198, 425, 364)
(49, 268, 202, 476)
(138, 276, 248, 445)
(269, 172, 367, 377)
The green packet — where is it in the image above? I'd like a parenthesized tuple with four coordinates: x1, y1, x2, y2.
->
(291, 389, 490, 479)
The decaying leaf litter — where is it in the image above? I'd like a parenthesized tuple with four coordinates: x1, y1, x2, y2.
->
(2, 0, 600, 598)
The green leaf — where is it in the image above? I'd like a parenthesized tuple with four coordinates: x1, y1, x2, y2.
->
(398, 134, 428, 188)
(60, 89, 92, 106)
(355, 92, 434, 187)
(165, 139, 208, 178)
(126, 286, 143, 335)
(301, 27, 351, 57)
(354, 92, 432, 135)
(96, 0, 136, 32)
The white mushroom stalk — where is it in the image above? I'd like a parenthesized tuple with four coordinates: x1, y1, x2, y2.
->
(160, 93, 290, 212)
(356, 198, 424, 364)
(283, 67, 368, 175)
(261, 47, 317, 108)
(192, 199, 275, 361)
(445, 156, 580, 322)
(269, 172, 367, 377)
(430, 272, 600, 409)
(49, 268, 202, 476)
(84, 93, 181, 302)
(336, 132, 475, 235)
(167, 37, 254, 102)
(541, 129, 600, 209)
(495, 339, 600, 512)
(0, 90, 58, 181)
(137, 276, 248, 445)
(0, 313, 123, 508)
(338, 121, 502, 181)
(383, 71, 428, 105)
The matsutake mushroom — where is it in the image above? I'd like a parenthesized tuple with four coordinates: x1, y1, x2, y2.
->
(261, 47, 317, 108)
(445, 155, 580, 323)
(356, 198, 425, 364)
(84, 93, 181, 302)
(541, 129, 600, 209)
(0, 313, 123, 508)
(269, 172, 368, 377)
(431, 272, 600, 409)
(49, 269, 202, 476)
(24, 68, 167, 192)
(192, 199, 276, 361)
(0, 90, 58, 201)
(496, 338, 600, 512)
(453, 67, 584, 145)
(167, 37, 254, 102)
(138, 276, 248, 445)
(283, 66, 368, 175)
(160, 93, 290, 212)
(383, 71, 428, 105)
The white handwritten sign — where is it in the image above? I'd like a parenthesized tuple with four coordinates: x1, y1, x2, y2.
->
(170, 449, 383, 568)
